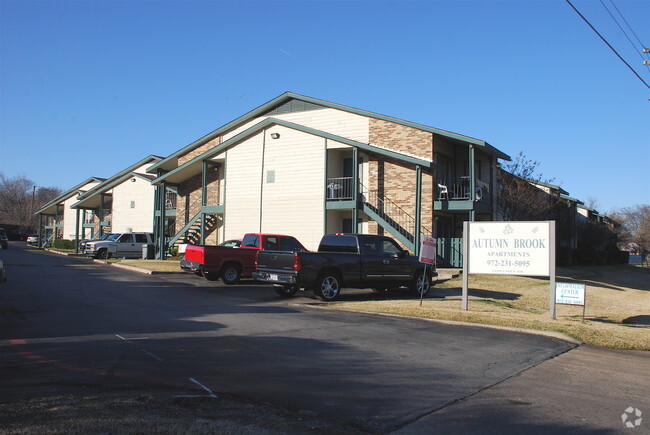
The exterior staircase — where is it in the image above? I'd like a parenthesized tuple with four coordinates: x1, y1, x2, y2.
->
(168, 211, 220, 251)
(359, 184, 431, 253)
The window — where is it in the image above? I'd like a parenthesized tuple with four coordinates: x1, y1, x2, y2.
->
(382, 239, 403, 257)
(135, 234, 149, 243)
(118, 234, 134, 243)
(281, 237, 304, 252)
(266, 236, 278, 250)
(318, 235, 358, 253)
(242, 234, 260, 248)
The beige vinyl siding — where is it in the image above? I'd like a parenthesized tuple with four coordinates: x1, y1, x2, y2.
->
(111, 177, 155, 232)
(260, 126, 325, 251)
(222, 107, 369, 145)
(63, 181, 101, 240)
(223, 133, 265, 240)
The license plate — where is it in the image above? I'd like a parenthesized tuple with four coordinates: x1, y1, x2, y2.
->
(269, 274, 278, 281)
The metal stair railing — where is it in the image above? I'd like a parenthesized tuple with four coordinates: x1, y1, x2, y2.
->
(359, 183, 431, 249)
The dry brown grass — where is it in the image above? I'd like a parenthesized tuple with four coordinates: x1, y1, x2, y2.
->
(117, 259, 182, 272)
(331, 265, 649, 351)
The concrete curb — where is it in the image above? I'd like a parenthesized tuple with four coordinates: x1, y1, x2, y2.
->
(296, 303, 583, 346)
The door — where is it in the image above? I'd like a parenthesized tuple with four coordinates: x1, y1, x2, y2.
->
(115, 233, 136, 258)
(358, 237, 384, 284)
(379, 237, 413, 283)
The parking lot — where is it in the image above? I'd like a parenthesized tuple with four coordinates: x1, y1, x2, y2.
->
(1, 244, 647, 433)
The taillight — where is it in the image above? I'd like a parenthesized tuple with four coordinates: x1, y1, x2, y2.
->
(293, 253, 302, 271)
(255, 251, 259, 269)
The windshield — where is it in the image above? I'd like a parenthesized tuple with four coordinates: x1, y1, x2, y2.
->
(107, 233, 122, 241)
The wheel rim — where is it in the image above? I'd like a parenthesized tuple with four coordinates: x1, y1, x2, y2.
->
(224, 268, 238, 281)
(321, 276, 340, 300)
(417, 275, 430, 295)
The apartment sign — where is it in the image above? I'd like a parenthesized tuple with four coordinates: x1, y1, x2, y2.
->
(467, 222, 552, 276)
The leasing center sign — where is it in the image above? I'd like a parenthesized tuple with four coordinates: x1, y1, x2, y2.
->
(468, 222, 551, 276)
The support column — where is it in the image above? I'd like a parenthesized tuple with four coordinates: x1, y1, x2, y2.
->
(159, 182, 167, 258)
(99, 194, 105, 235)
(201, 161, 208, 244)
(415, 165, 422, 255)
(75, 208, 80, 254)
(352, 148, 359, 233)
(469, 144, 476, 222)
(38, 215, 43, 248)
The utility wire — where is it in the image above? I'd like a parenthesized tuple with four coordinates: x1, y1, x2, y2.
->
(565, 0, 650, 89)
(609, 0, 649, 57)
(599, 0, 650, 73)
(599, 0, 647, 63)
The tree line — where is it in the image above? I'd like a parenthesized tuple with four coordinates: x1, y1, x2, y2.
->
(0, 173, 62, 232)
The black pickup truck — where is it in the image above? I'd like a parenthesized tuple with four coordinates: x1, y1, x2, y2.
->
(253, 233, 436, 301)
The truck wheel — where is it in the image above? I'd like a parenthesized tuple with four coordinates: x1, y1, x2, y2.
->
(274, 285, 298, 297)
(203, 271, 220, 281)
(98, 249, 111, 260)
(410, 271, 431, 297)
(221, 265, 241, 285)
(313, 273, 341, 302)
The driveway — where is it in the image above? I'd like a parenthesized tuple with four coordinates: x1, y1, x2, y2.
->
(2, 245, 645, 433)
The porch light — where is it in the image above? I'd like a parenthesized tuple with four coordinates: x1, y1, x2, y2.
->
(270, 133, 280, 139)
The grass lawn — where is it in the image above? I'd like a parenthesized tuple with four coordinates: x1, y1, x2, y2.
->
(330, 265, 649, 351)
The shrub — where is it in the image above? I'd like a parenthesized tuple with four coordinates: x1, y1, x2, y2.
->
(52, 239, 74, 249)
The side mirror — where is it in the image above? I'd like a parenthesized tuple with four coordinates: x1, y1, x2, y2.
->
(398, 250, 408, 259)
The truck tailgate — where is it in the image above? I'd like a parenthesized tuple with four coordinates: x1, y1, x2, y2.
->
(256, 250, 296, 271)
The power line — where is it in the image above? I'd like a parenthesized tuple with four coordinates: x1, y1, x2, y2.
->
(565, 0, 650, 90)
(599, 0, 648, 64)
(609, 0, 649, 57)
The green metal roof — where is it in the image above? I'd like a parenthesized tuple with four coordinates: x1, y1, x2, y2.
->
(153, 117, 437, 186)
(35, 177, 105, 215)
(148, 92, 511, 174)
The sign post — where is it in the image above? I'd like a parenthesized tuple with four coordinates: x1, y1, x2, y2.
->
(418, 236, 437, 306)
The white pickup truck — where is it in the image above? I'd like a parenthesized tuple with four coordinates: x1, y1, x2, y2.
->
(84, 232, 154, 259)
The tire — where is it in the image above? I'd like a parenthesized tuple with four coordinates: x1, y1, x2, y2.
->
(98, 249, 111, 260)
(220, 264, 241, 285)
(410, 271, 431, 297)
(203, 271, 220, 281)
(274, 285, 298, 298)
(313, 272, 342, 302)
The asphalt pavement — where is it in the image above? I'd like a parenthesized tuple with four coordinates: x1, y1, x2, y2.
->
(0, 243, 647, 433)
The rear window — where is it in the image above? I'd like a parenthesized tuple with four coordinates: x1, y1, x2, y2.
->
(318, 235, 358, 253)
(242, 234, 260, 248)
(280, 237, 304, 252)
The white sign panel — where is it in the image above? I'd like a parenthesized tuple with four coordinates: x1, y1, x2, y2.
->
(468, 222, 551, 276)
(419, 236, 437, 265)
(555, 283, 585, 305)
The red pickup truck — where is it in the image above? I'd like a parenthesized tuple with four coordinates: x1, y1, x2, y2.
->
(180, 233, 306, 284)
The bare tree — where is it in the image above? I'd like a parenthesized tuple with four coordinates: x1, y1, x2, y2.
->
(0, 173, 62, 230)
(496, 152, 559, 221)
(610, 204, 650, 252)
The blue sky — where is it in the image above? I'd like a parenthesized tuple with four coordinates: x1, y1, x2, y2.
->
(1, 0, 648, 213)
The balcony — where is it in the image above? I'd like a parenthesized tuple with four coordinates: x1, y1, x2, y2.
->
(435, 177, 492, 212)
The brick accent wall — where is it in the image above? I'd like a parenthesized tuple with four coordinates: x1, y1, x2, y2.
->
(178, 136, 221, 166)
(176, 165, 222, 243)
(368, 119, 435, 238)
